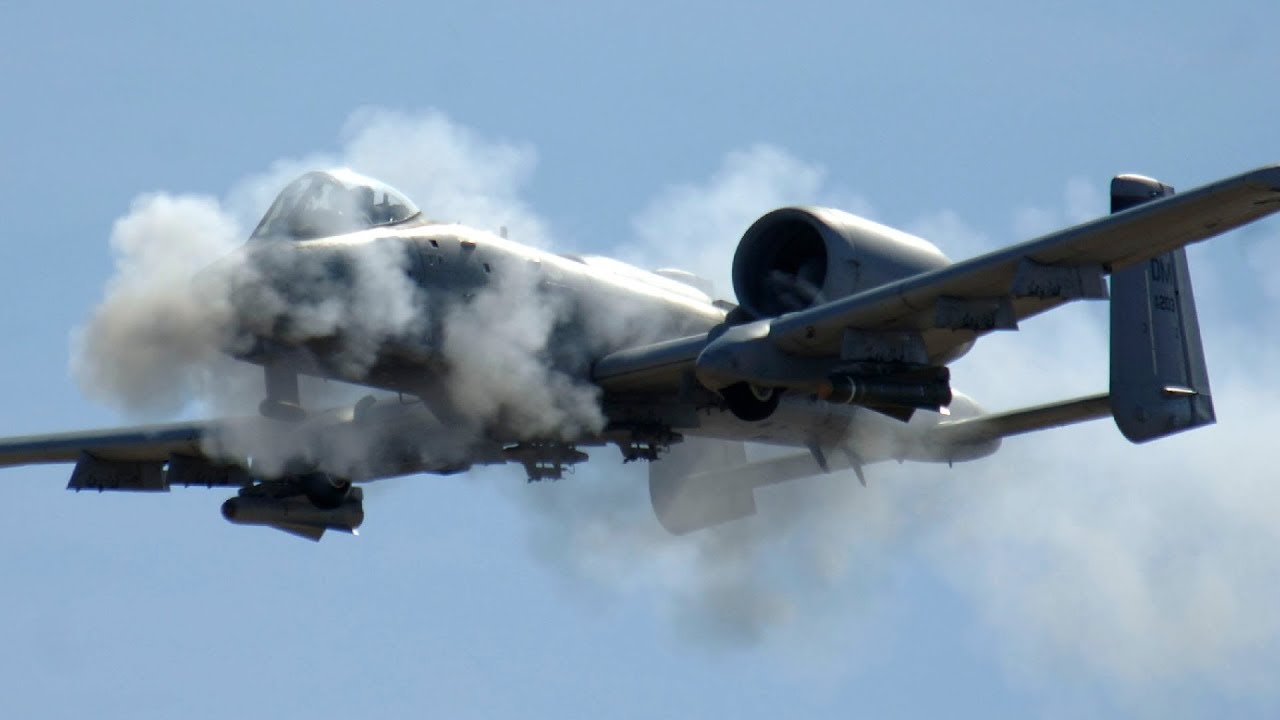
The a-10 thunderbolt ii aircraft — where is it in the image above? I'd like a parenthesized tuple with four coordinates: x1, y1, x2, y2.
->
(2, 166, 1278, 540)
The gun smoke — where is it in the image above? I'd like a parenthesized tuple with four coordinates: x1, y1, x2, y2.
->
(71, 109, 1280, 699)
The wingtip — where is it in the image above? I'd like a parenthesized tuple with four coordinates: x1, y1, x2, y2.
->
(1243, 164, 1280, 190)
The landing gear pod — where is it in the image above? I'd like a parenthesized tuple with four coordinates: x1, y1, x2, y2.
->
(222, 487, 364, 541)
(720, 382, 782, 422)
(1109, 175, 1216, 442)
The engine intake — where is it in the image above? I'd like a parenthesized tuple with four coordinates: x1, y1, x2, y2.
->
(732, 207, 951, 320)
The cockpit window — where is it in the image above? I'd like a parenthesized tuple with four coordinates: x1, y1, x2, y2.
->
(250, 169, 421, 240)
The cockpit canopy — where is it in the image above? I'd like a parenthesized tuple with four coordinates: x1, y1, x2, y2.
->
(250, 169, 421, 241)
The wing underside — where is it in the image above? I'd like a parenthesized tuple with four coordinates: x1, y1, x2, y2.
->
(0, 419, 263, 491)
(0, 422, 210, 467)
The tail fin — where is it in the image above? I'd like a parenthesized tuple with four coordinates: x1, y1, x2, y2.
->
(1109, 174, 1216, 443)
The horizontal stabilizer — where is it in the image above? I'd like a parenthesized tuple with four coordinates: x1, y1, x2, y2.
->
(929, 393, 1112, 447)
(652, 392, 1118, 535)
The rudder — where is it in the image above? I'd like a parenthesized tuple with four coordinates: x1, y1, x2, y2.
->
(1109, 174, 1216, 443)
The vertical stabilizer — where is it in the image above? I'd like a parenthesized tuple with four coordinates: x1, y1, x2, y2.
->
(1109, 174, 1215, 443)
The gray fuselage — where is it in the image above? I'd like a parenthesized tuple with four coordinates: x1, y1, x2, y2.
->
(229, 217, 994, 466)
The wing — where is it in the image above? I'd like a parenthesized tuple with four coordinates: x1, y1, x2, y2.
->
(927, 393, 1112, 446)
(0, 403, 515, 540)
(596, 164, 1280, 394)
(0, 421, 210, 467)
(768, 164, 1280, 358)
(0, 402, 503, 491)
(0, 395, 586, 493)
(0, 419, 267, 491)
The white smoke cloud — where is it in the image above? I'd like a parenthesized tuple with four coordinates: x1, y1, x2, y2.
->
(224, 109, 550, 248)
(514, 147, 921, 650)
(341, 108, 550, 247)
(517, 145, 1280, 702)
(70, 193, 243, 417)
(441, 251, 606, 440)
(75, 109, 563, 410)
(625, 144, 872, 299)
(925, 293, 1280, 695)
(922, 176, 1280, 698)
(71, 108, 1280, 705)
(72, 108, 654, 501)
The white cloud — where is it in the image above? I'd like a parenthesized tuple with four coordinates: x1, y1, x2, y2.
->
(624, 144, 871, 299)
(1012, 175, 1107, 238)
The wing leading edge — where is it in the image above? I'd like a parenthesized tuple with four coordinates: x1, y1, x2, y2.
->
(0, 421, 210, 467)
(0, 420, 261, 492)
(927, 393, 1113, 447)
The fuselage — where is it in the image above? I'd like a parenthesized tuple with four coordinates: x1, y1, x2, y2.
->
(225, 216, 997, 467)
(235, 219, 723, 393)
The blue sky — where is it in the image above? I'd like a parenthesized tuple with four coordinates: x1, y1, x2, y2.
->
(3, 2, 1280, 718)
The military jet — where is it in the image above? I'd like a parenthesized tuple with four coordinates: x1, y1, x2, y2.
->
(2, 166, 1278, 539)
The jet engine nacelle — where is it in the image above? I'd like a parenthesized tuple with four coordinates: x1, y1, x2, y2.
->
(731, 207, 951, 319)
